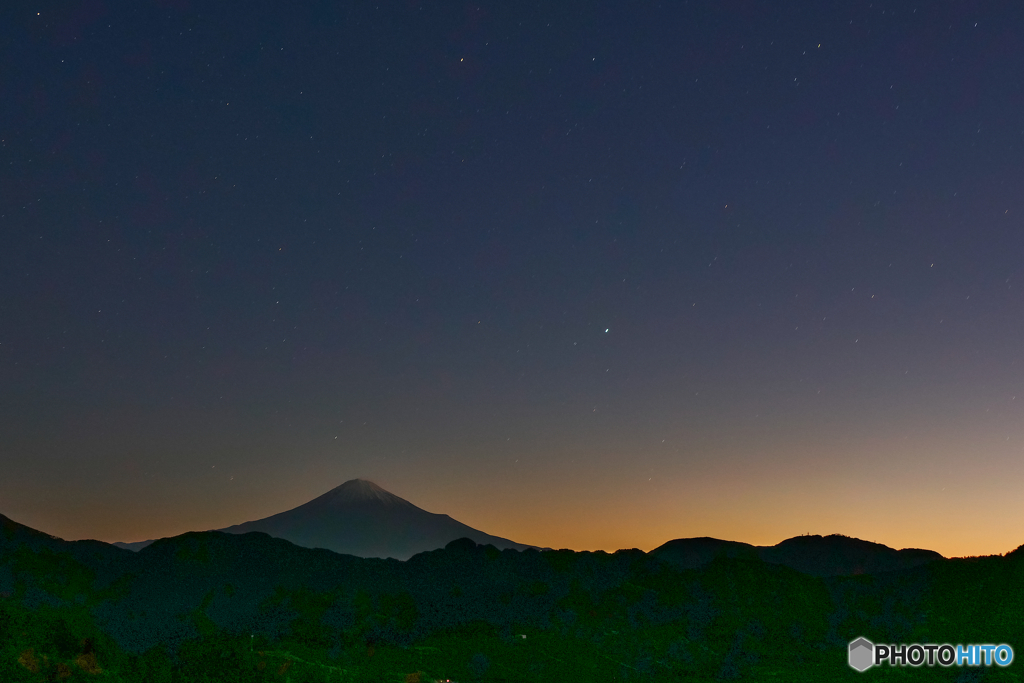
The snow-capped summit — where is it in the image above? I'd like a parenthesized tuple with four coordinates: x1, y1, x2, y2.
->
(314, 478, 415, 508)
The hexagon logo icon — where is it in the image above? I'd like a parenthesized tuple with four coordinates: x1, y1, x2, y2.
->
(849, 637, 874, 671)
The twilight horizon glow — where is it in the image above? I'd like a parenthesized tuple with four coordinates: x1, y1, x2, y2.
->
(1, 2, 1021, 561)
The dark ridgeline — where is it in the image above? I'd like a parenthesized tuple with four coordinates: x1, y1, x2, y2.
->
(112, 478, 551, 560)
(649, 534, 944, 577)
(3, 506, 1022, 680)
(0, 511, 129, 576)
(111, 479, 943, 574)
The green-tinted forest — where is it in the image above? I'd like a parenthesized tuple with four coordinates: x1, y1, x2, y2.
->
(1, 525, 1022, 682)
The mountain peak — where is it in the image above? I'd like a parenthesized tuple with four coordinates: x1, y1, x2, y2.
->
(106, 478, 549, 560)
(316, 479, 410, 507)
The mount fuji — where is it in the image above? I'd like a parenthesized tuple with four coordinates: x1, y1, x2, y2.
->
(112, 479, 551, 560)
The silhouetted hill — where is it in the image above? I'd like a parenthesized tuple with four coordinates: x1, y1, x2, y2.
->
(759, 534, 944, 576)
(1, 512, 130, 566)
(113, 479, 551, 560)
(644, 537, 760, 570)
(649, 533, 944, 576)
(2, 510, 1022, 681)
(2, 522, 625, 656)
(1007, 543, 1024, 559)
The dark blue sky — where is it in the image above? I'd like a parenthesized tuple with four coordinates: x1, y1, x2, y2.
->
(2, 1, 1022, 557)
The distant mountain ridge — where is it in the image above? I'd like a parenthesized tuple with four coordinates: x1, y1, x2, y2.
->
(34, 477, 946, 574)
(2, 509, 1020, 680)
(113, 478, 552, 560)
(649, 534, 945, 577)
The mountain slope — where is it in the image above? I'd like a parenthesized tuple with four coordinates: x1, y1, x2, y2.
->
(0, 512, 134, 597)
(114, 479, 550, 560)
(645, 536, 761, 570)
(649, 533, 945, 576)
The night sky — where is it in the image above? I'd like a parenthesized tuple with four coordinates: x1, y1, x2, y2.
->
(3, 2, 1023, 559)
